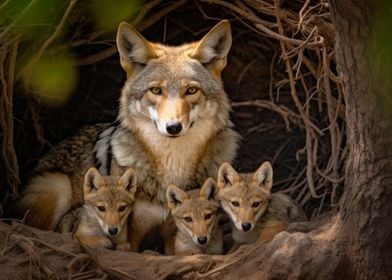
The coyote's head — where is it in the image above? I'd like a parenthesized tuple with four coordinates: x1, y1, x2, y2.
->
(116, 20, 232, 138)
(217, 162, 273, 232)
(166, 178, 220, 247)
(83, 167, 137, 237)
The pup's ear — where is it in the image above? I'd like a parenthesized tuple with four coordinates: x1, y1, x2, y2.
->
(253, 161, 273, 192)
(116, 22, 158, 77)
(166, 185, 188, 209)
(217, 162, 240, 190)
(191, 20, 232, 75)
(200, 178, 218, 201)
(84, 167, 105, 195)
(118, 168, 137, 196)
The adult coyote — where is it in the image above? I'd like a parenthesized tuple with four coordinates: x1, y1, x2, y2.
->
(18, 20, 239, 251)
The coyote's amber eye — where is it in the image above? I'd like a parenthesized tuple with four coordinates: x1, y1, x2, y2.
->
(118, 205, 127, 212)
(204, 213, 212, 220)
(184, 216, 193, 223)
(97, 206, 106, 212)
(150, 87, 162, 95)
(252, 202, 261, 208)
(185, 86, 198, 95)
(231, 201, 239, 207)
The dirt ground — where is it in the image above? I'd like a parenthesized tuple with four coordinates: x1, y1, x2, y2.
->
(0, 220, 241, 279)
(0, 211, 336, 279)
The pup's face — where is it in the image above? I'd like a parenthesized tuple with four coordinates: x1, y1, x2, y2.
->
(167, 178, 220, 246)
(217, 162, 273, 232)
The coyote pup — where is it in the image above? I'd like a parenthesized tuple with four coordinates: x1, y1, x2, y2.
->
(166, 178, 223, 255)
(60, 167, 137, 250)
(217, 162, 307, 247)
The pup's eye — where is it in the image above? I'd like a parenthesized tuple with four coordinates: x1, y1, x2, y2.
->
(252, 202, 261, 208)
(97, 206, 106, 212)
(150, 87, 162, 95)
(184, 216, 193, 223)
(231, 201, 239, 207)
(118, 205, 127, 212)
(204, 213, 212, 220)
(185, 86, 198, 95)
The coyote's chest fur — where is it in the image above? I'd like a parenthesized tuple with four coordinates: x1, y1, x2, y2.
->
(96, 116, 227, 203)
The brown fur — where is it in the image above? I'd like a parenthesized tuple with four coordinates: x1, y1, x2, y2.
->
(58, 167, 137, 251)
(26, 185, 59, 230)
(217, 162, 307, 247)
(17, 124, 109, 230)
(165, 178, 223, 255)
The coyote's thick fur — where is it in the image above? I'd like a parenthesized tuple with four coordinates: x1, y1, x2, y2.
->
(57, 167, 137, 251)
(17, 20, 239, 251)
(166, 178, 223, 255)
(217, 162, 307, 246)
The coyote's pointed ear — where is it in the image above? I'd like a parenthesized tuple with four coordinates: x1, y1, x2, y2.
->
(116, 22, 158, 77)
(118, 168, 137, 196)
(166, 185, 188, 209)
(253, 161, 273, 192)
(200, 178, 218, 201)
(84, 167, 105, 195)
(217, 162, 240, 190)
(191, 20, 232, 75)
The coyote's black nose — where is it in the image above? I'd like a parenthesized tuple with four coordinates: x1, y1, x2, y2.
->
(166, 122, 182, 135)
(197, 236, 208, 245)
(241, 223, 251, 232)
(108, 227, 118, 235)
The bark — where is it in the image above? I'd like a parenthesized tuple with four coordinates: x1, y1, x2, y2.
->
(330, 0, 392, 278)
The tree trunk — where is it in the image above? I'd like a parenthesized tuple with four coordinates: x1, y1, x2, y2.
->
(195, 1, 392, 279)
(330, 0, 392, 278)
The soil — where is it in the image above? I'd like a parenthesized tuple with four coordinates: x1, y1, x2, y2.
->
(0, 213, 336, 279)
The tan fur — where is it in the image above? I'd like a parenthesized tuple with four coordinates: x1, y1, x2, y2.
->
(17, 124, 109, 230)
(165, 178, 223, 255)
(217, 162, 307, 247)
(17, 173, 72, 230)
(18, 21, 239, 254)
(258, 220, 287, 242)
(59, 168, 137, 251)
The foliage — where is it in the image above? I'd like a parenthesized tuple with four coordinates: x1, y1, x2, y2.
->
(0, 0, 140, 104)
(370, 1, 392, 112)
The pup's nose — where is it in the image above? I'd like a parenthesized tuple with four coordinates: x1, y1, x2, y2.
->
(166, 122, 182, 135)
(197, 236, 208, 245)
(241, 223, 252, 232)
(108, 227, 118, 235)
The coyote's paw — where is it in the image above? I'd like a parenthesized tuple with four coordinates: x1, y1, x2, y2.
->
(116, 242, 131, 251)
(98, 237, 114, 249)
(77, 235, 114, 250)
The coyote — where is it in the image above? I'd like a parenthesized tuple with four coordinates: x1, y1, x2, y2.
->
(217, 162, 307, 247)
(17, 20, 238, 252)
(166, 178, 223, 255)
(56, 167, 137, 250)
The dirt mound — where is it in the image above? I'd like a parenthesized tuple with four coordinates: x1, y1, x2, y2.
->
(1, 214, 338, 279)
